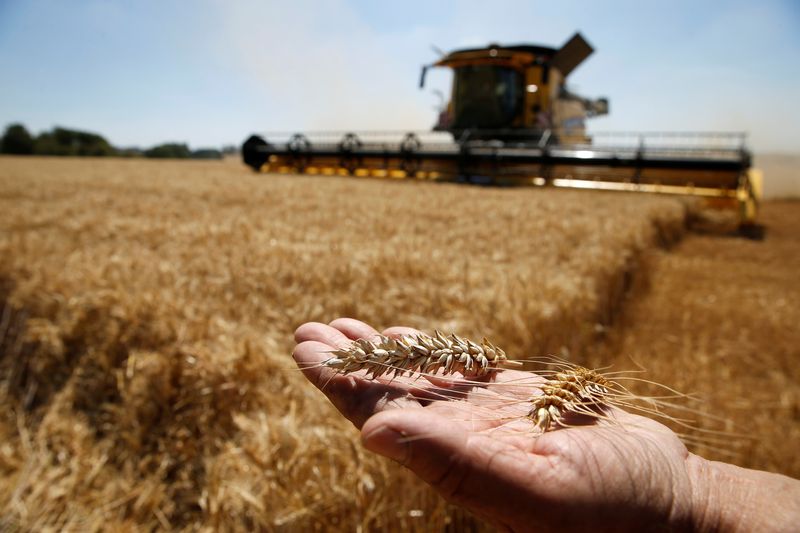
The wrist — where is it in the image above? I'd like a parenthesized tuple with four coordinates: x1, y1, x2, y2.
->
(684, 453, 800, 532)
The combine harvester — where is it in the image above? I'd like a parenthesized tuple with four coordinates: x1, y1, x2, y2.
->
(242, 33, 763, 237)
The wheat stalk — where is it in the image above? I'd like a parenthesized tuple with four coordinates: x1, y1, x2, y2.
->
(324, 330, 520, 379)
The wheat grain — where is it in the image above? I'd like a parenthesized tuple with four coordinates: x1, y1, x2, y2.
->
(324, 330, 518, 379)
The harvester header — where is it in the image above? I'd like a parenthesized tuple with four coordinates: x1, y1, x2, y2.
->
(242, 33, 762, 236)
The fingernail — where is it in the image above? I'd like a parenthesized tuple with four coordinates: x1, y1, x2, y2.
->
(363, 426, 407, 463)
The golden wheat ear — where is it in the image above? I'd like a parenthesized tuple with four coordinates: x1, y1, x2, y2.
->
(519, 364, 610, 432)
(511, 361, 749, 453)
(321, 331, 520, 380)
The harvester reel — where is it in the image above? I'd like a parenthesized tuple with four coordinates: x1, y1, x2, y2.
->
(400, 133, 422, 176)
(338, 133, 363, 174)
(288, 134, 313, 170)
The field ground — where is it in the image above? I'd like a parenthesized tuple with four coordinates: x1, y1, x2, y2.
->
(0, 156, 798, 530)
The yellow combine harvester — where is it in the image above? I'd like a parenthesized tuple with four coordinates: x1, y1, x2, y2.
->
(243, 33, 763, 237)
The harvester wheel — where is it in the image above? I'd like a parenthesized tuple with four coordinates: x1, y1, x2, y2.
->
(738, 223, 766, 241)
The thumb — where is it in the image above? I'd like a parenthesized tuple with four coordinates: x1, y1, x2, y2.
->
(361, 409, 474, 500)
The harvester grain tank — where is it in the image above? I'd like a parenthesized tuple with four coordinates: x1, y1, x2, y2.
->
(421, 32, 607, 143)
(242, 33, 763, 236)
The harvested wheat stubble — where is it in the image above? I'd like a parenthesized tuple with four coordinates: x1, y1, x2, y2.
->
(324, 330, 517, 379)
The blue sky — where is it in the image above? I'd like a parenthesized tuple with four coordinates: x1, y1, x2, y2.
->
(1, 0, 798, 152)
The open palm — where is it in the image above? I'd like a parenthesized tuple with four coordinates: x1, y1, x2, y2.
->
(293, 319, 703, 532)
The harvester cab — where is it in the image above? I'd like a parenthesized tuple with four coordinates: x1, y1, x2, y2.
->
(242, 32, 763, 237)
(421, 33, 609, 144)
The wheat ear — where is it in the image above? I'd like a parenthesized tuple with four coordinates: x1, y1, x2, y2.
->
(528, 366, 611, 431)
(324, 330, 520, 379)
(525, 365, 738, 446)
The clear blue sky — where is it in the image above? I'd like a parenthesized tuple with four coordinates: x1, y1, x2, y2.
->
(1, 0, 798, 152)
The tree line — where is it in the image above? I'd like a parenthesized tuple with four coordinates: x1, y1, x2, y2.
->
(0, 123, 236, 159)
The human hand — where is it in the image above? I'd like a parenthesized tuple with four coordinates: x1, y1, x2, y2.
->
(292, 319, 800, 532)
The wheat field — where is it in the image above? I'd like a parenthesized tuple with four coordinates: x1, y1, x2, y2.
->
(0, 156, 797, 531)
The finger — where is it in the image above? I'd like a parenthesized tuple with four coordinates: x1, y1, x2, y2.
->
(382, 326, 423, 338)
(329, 318, 381, 341)
(293, 339, 342, 383)
(295, 321, 419, 388)
(292, 339, 412, 393)
(293, 325, 449, 401)
(294, 322, 352, 349)
(293, 340, 423, 428)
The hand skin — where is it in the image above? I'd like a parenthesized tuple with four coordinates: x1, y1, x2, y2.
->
(293, 319, 800, 532)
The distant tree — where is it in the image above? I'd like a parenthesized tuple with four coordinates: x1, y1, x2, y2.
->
(221, 145, 238, 156)
(190, 148, 223, 160)
(116, 147, 144, 158)
(1, 123, 35, 154)
(33, 132, 68, 155)
(144, 143, 191, 159)
(34, 127, 115, 156)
